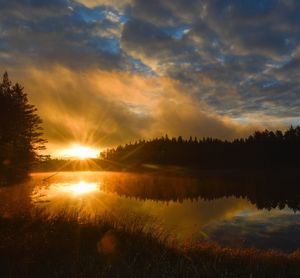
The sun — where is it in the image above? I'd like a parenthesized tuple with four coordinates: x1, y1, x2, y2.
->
(58, 144, 99, 160)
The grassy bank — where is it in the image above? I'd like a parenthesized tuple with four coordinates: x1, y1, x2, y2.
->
(0, 213, 299, 278)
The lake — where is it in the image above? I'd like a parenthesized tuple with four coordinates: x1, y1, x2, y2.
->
(1, 171, 299, 253)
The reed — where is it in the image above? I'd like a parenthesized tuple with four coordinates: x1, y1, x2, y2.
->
(0, 212, 299, 277)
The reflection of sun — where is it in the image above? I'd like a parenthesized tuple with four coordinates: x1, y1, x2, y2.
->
(60, 181, 99, 196)
(58, 144, 99, 160)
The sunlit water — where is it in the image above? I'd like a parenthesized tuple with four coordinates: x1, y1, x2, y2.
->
(1, 171, 300, 252)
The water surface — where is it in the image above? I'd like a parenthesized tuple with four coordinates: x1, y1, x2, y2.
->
(1, 171, 299, 252)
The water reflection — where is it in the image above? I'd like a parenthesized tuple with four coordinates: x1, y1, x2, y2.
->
(0, 171, 299, 252)
(32, 177, 254, 241)
(99, 171, 300, 211)
(32, 181, 100, 199)
(203, 213, 300, 252)
(31, 178, 107, 220)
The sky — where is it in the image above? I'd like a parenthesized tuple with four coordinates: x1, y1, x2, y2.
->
(1, 0, 300, 154)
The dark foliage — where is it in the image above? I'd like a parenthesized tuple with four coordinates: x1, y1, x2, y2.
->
(101, 127, 300, 169)
(0, 72, 46, 183)
(0, 214, 299, 278)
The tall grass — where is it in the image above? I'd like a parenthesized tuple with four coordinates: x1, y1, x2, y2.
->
(0, 211, 299, 277)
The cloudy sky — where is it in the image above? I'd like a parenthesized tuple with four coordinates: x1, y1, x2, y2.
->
(1, 0, 300, 154)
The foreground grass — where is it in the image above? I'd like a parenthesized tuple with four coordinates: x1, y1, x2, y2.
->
(0, 213, 299, 278)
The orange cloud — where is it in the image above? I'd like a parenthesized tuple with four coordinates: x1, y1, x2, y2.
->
(2, 65, 264, 155)
(75, 0, 132, 8)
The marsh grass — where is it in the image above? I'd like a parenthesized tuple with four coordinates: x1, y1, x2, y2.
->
(0, 211, 299, 278)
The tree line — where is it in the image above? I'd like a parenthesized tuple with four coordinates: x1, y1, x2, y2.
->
(101, 127, 300, 169)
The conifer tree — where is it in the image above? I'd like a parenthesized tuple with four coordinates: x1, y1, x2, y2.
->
(0, 72, 46, 183)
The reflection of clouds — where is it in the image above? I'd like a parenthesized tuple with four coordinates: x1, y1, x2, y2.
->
(203, 213, 300, 252)
(141, 197, 253, 241)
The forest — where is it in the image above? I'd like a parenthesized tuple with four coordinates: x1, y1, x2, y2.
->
(101, 127, 300, 169)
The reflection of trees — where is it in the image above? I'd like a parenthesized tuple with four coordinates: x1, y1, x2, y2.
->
(100, 171, 300, 211)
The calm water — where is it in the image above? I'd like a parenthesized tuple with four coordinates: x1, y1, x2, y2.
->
(0, 171, 299, 252)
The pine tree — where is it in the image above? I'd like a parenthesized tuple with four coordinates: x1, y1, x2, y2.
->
(0, 72, 46, 183)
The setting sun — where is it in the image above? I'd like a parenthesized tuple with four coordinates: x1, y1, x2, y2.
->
(57, 144, 99, 160)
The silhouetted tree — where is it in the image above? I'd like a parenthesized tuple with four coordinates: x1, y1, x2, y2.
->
(101, 126, 300, 170)
(0, 72, 46, 183)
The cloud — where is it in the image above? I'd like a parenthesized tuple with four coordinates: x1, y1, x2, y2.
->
(203, 0, 300, 57)
(18, 66, 153, 148)
(75, 0, 132, 8)
(1, 0, 300, 152)
(3, 65, 246, 153)
(0, 0, 137, 71)
(119, 0, 300, 122)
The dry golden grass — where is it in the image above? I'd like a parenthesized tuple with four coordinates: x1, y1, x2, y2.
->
(0, 211, 299, 277)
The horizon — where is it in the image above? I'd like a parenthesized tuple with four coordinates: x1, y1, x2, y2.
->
(42, 126, 300, 162)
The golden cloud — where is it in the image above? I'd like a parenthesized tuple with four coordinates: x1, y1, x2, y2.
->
(2, 65, 259, 155)
(75, 0, 132, 8)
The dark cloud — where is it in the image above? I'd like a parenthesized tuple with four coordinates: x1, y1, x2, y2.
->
(120, 0, 300, 121)
(204, 0, 300, 56)
(121, 18, 195, 64)
(0, 0, 149, 71)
